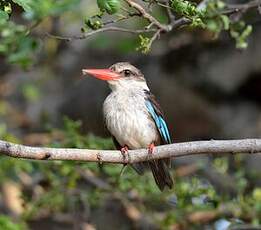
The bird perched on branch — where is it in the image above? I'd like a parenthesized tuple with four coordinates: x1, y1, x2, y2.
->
(82, 62, 173, 191)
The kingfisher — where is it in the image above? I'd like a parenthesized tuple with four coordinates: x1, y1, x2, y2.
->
(82, 62, 173, 191)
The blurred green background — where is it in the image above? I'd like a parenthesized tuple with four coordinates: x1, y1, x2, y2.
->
(0, 0, 260, 229)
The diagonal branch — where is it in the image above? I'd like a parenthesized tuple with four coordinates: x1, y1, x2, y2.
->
(0, 139, 260, 164)
(124, 0, 170, 31)
(165, 0, 176, 23)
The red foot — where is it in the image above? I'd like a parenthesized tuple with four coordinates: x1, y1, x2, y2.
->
(148, 143, 155, 155)
(120, 146, 129, 154)
(120, 145, 129, 163)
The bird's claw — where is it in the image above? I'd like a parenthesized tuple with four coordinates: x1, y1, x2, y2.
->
(147, 143, 155, 160)
(148, 143, 155, 155)
(120, 146, 129, 164)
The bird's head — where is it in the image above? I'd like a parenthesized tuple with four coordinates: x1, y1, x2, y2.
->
(82, 62, 148, 91)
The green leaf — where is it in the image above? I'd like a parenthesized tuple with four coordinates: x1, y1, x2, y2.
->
(84, 18, 103, 30)
(171, 0, 204, 18)
(241, 25, 252, 39)
(136, 35, 151, 54)
(220, 15, 230, 30)
(206, 19, 219, 32)
(97, 0, 120, 14)
(12, 0, 32, 12)
(2, 2, 12, 14)
(216, 0, 225, 9)
(253, 188, 261, 202)
(230, 23, 252, 49)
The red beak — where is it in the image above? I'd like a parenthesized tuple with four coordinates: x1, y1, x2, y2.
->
(82, 68, 120, 81)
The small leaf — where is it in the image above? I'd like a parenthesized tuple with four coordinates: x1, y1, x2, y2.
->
(97, 0, 120, 15)
(171, 0, 204, 18)
(136, 35, 151, 54)
(220, 15, 230, 30)
(84, 18, 103, 30)
(253, 188, 261, 202)
(206, 19, 219, 32)
(241, 25, 252, 39)
(216, 0, 225, 9)
(3, 3, 12, 14)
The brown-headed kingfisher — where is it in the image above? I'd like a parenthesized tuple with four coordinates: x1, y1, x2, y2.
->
(82, 62, 173, 191)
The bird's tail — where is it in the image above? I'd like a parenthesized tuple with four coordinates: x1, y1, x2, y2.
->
(149, 159, 173, 191)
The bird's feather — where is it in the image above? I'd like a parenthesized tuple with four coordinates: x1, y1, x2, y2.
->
(144, 90, 173, 189)
(144, 90, 171, 144)
(149, 159, 173, 191)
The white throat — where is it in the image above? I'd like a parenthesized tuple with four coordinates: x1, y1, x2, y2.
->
(108, 79, 149, 92)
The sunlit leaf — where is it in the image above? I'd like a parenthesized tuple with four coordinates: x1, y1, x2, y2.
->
(97, 0, 120, 14)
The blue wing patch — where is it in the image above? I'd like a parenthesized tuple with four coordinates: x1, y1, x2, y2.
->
(145, 100, 171, 144)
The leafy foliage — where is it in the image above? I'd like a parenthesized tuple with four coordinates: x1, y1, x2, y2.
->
(171, 0, 253, 49)
(0, 215, 26, 230)
(137, 35, 151, 53)
(171, 0, 205, 26)
(0, 0, 256, 68)
(0, 0, 79, 68)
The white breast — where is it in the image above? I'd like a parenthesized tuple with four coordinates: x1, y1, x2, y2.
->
(103, 90, 158, 149)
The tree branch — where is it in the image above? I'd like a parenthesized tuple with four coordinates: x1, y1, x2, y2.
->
(171, 17, 191, 29)
(43, 0, 260, 50)
(222, 0, 261, 15)
(227, 0, 261, 11)
(45, 26, 157, 41)
(0, 139, 260, 164)
(164, 0, 176, 23)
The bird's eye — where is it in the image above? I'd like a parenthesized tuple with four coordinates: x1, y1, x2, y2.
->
(123, 69, 131, 77)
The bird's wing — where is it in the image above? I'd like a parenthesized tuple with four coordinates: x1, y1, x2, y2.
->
(145, 90, 173, 188)
(144, 90, 171, 144)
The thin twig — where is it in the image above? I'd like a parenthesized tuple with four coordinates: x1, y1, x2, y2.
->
(165, 0, 176, 23)
(46, 26, 157, 41)
(147, 29, 162, 49)
(222, 0, 261, 14)
(227, 0, 261, 10)
(0, 139, 260, 164)
(171, 17, 191, 29)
